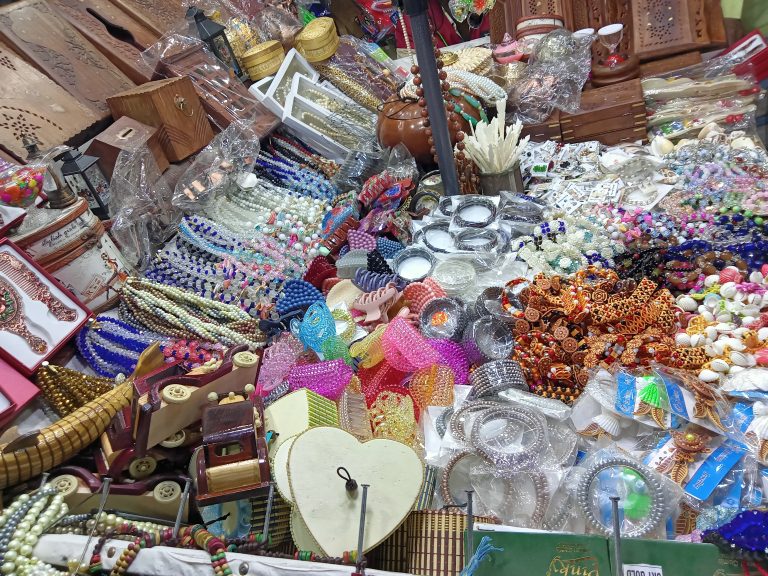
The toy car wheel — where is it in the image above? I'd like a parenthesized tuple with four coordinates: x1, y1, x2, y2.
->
(128, 456, 157, 479)
(153, 481, 182, 503)
(162, 384, 191, 404)
(160, 429, 186, 448)
(233, 351, 258, 368)
(50, 474, 80, 498)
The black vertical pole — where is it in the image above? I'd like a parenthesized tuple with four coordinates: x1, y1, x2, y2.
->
(401, 0, 461, 195)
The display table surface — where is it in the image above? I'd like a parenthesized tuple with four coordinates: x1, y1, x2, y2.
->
(34, 534, 412, 576)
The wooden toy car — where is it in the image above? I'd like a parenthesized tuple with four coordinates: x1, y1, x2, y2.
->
(48, 465, 190, 522)
(194, 390, 270, 506)
(97, 345, 260, 479)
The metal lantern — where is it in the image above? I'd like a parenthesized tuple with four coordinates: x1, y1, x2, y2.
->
(187, 6, 244, 78)
(54, 148, 110, 219)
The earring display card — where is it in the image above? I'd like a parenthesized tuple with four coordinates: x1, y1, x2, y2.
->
(0, 0, 135, 117)
(0, 41, 99, 162)
(0, 239, 90, 375)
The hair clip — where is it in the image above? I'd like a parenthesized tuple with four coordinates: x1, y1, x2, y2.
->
(303, 256, 338, 289)
(409, 364, 455, 410)
(381, 317, 440, 372)
(403, 277, 447, 315)
(353, 269, 409, 293)
(367, 249, 393, 275)
(335, 249, 370, 279)
(288, 358, 353, 401)
(347, 229, 377, 252)
(377, 237, 404, 258)
(349, 323, 387, 368)
(352, 282, 401, 324)
(290, 300, 337, 354)
(428, 339, 470, 385)
(276, 280, 324, 316)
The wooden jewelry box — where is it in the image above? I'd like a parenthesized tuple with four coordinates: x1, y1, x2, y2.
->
(107, 76, 215, 162)
(85, 117, 170, 180)
(560, 78, 647, 144)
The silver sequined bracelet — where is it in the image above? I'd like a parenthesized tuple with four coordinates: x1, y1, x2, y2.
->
(469, 405, 548, 470)
(577, 455, 666, 538)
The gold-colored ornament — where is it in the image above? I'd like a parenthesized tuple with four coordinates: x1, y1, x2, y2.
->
(36, 363, 115, 417)
(656, 430, 711, 485)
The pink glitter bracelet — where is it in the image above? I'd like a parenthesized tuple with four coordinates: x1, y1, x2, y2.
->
(288, 358, 353, 400)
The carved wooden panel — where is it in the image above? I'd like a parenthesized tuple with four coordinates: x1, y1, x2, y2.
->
(108, 0, 186, 37)
(632, 0, 695, 59)
(0, 0, 134, 117)
(0, 41, 98, 162)
(49, 0, 158, 84)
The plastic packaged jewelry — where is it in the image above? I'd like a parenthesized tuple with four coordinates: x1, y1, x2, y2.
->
(428, 339, 470, 385)
(432, 260, 476, 297)
(449, 195, 499, 230)
(577, 449, 678, 538)
(462, 317, 515, 363)
(419, 298, 468, 341)
(469, 404, 549, 470)
(392, 246, 436, 281)
(287, 358, 353, 401)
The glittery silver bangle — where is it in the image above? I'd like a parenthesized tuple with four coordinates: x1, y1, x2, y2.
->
(577, 455, 666, 538)
(420, 297, 468, 341)
(448, 400, 501, 444)
(436, 406, 454, 438)
(467, 360, 528, 400)
(469, 405, 548, 470)
(453, 196, 497, 228)
(417, 221, 454, 253)
(453, 228, 500, 252)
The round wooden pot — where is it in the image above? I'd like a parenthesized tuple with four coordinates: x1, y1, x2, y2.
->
(376, 96, 480, 166)
(591, 54, 640, 87)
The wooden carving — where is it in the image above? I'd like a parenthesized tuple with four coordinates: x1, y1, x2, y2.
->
(108, 0, 186, 38)
(0, 41, 98, 162)
(0, 0, 134, 117)
(49, 0, 159, 84)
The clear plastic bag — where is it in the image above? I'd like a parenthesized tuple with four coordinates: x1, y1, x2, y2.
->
(576, 446, 683, 539)
(142, 33, 279, 135)
(110, 145, 180, 271)
(506, 29, 593, 124)
(173, 120, 261, 211)
(251, 6, 302, 51)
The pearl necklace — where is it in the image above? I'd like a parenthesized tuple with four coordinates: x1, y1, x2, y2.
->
(400, 69, 507, 103)
(0, 485, 68, 575)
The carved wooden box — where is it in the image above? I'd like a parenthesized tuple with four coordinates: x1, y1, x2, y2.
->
(108, 0, 186, 38)
(0, 0, 134, 118)
(0, 41, 98, 162)
(49, 0, 158, 84)
(85, 117, 169, 180)
(107, 76, 215, 162)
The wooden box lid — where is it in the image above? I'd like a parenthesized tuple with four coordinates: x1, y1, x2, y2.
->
(106, 76, 214, 161)
(0, 40, 98, 161)
(563, 125, 648, 146)
(0, 0, 134, 118)
(521, 110, 561, 142)
(48, 0, 158, 84)
(561, 79, 645, 125)
(84, 117, 169, 180)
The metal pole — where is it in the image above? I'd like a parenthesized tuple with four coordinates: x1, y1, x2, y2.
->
(465, 490, 475, 566)
(401, 0, 461, 195)
(610, 496, 623, 576)
(355, 484, 370, 575)
(262, 482, 275, 545)
(173, 480, 191, 539)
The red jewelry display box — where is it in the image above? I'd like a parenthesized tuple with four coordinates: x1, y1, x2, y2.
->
(0, 356, 39, 429)
(0, 238, 91, 376)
